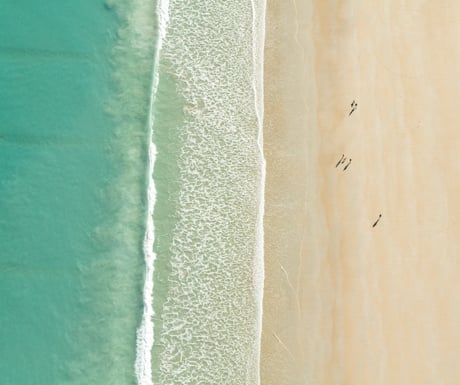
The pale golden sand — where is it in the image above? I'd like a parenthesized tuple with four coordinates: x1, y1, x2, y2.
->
(261, 1, 460, 384)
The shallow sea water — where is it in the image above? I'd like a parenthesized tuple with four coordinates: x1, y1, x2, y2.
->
(0, 0, 265, 384)
(150, 1, 265, 384)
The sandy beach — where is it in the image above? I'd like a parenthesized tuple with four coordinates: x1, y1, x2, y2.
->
(261, 1, 460, 384)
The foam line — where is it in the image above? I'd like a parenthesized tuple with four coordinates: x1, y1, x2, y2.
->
(251, 1, 267, 384)
(135, 0, 170, 384)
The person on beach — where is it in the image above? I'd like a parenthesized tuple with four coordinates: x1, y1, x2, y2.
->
(343, 158, 352, 170)
(349, 100, 357, 115)
(372, 214, 382, 228)
(336, 154, 345, 168)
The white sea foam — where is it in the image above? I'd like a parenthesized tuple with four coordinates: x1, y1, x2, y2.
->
(151, 1, 267, 384)
(134, 0, 170, 384)
(250, 1, 267, 384)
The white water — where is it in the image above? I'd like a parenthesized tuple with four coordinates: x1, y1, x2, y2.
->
(250, 0, 267, 383)
(134, 0, 170, 384)
(151, 1, 266, 384)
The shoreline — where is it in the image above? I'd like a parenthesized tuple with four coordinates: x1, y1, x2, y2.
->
(252, 0, 268, 383)
(261, 1, 320, 384)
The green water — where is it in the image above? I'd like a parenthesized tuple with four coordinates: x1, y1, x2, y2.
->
(0, 0, 266, 383)
(0, 1, 154, 384)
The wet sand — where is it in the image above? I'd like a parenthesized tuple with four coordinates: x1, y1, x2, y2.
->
(261, 1, 460, 384)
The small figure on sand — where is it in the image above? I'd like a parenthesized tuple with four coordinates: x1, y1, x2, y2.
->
(349, 100, 358, 116)
(336, 154, 345, 168)
(343, 158, 352, 171)
(372, 214, 382, 228)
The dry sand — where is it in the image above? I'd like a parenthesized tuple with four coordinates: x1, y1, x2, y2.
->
(261, 1, 460, 384)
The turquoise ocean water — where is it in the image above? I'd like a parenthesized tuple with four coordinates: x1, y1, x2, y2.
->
(0, 0, 265, 384)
